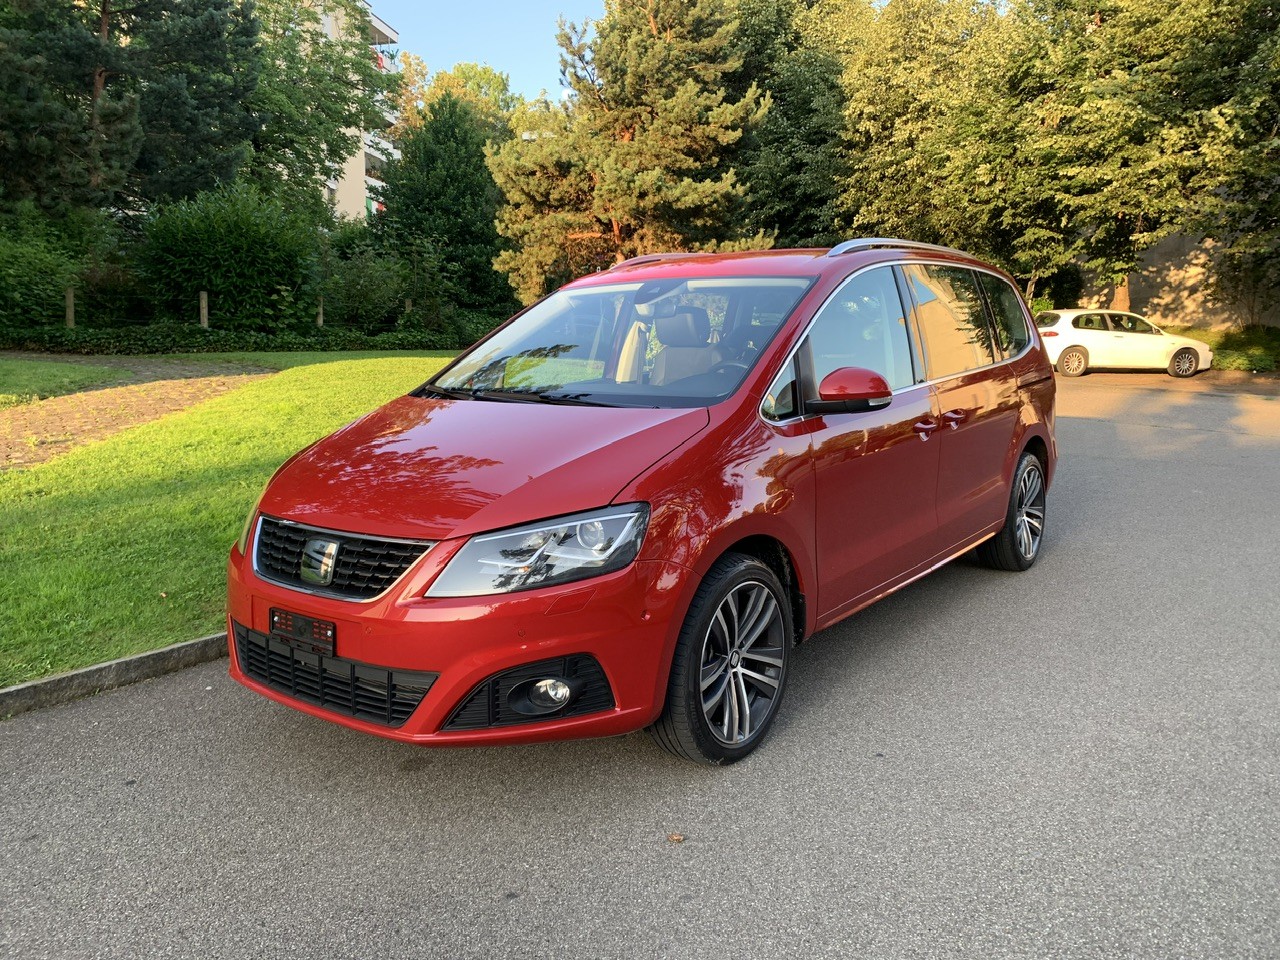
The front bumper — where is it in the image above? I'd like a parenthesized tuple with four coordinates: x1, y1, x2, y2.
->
(226, 543, 693, 745)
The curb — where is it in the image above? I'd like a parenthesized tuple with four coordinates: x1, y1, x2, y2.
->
(0, 633, 228, 721)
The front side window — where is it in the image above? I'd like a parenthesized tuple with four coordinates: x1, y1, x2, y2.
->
(1110, 313, 1157, 334)
(804, 266, 915, 392)
(903, 264, 996, 379)
(978, 273, 1031, 356)
(1073, 313, 1111, 331)
(432, 276, 813, 408)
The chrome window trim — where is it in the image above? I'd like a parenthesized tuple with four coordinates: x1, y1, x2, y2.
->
(251, 515, 435, 604)
(758, 258, 1034, 428)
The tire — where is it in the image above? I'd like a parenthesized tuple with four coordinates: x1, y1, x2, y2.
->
(977, 452, 1047, 572)
(1168, 347, 1199, 378)
(1057, 347, 1088, 377)
(648, 553, 792, 764)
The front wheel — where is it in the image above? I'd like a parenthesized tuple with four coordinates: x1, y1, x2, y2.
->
(1168, 347, 1199, 378)
(649, 554, 792, 764)
(1057, 347, 1088, 377)
(977, 452, 1047, 572)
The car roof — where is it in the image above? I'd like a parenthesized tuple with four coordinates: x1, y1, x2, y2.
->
(562, 241, 1003, 290)
(1046, 308, 1145, 319)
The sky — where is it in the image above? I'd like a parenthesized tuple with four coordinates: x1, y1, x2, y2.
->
(372, 0, 606, 100)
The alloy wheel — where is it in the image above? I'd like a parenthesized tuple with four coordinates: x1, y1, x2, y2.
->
(1061, 351, 1085, 376)
(1174, 351, 1196, 376)
(699, 581, 786, 746)
(1015, 462, 1046, 560)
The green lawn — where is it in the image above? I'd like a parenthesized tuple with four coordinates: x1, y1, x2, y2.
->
(0, 358, 120, 408)
(159, 349, 457, 371)
(1163, 325, 1280, 372)
(0, 354, 453, 687)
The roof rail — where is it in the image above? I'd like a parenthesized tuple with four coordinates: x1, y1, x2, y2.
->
(825, 238, 970, 259)
(609, 252, 711, 270)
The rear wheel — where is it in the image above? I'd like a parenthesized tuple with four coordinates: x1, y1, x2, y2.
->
(1057, 347, 1088, 377)
(977, 452, 1047, 572)
(649, 553, 791, 764)
(1168, 347, 1198, 378)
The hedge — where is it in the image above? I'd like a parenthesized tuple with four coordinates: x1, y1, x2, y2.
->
(0, 316, 501, 356)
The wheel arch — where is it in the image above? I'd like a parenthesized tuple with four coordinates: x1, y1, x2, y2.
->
(716, 534, 808, 645)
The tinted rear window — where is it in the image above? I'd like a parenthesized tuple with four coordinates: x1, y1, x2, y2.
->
(1035, 312, 1061, 327)
(903, 264, 996, 379)
(978, 274, 1031, 356)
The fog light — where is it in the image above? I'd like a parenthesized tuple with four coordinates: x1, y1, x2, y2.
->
(530, 678, 572, 709)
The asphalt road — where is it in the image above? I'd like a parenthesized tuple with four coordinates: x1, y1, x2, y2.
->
(3, 376, 1278, 960)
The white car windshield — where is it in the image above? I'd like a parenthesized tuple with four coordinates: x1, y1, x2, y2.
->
(428, 276, 814, 408)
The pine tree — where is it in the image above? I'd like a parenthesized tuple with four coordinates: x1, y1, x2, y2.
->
(0, 0, 260, 213)
(0, 1, 140, 216)
(489, 0, 770, 303)
(130, 0, 260, 203)
(374, 93, 512, 314)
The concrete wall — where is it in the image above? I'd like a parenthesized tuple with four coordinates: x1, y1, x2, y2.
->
(1081, 235, 1280, 329)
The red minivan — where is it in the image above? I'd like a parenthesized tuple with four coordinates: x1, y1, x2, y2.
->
(227, 239, 1056, 763)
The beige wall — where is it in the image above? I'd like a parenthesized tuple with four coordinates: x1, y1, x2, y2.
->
(1082, 235, 1280, 329)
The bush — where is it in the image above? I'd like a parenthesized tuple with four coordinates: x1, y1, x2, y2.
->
(0, 319, 502, 355)
(1215, 347, 1277, 373)
(0, 224, 81, 327)
(141, 184, 321, 332)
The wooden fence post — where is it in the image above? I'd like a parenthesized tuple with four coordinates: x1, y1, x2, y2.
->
(199, 291, 209, 329)
(65, 287, 75, 329)
(316, 295, 324, 328)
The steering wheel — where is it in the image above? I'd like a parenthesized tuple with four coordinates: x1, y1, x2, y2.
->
(709, 361, 749, 376)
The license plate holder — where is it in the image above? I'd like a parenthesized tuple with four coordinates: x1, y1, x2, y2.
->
(269, 608, 336, 657)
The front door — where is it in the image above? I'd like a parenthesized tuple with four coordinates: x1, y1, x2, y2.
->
(806, 266, 941, 619)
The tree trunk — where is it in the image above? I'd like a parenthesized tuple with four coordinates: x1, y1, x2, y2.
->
(92, 0, 111, 108)
(1109, 275, 1132, 312)
(1024, 275, 1039, 303)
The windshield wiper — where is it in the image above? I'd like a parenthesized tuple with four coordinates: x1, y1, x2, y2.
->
(413, 383, 473, 401)
(470, 388, 612, 407)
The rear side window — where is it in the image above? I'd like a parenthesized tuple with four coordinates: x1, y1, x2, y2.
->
(978, 273, 1031, 356)
(902, 264, 996, 379)
(806, 266, 916, 391)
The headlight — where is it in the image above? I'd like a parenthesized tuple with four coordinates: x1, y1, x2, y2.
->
(426, 504, 650, 597)
(235, 488, 267, 555)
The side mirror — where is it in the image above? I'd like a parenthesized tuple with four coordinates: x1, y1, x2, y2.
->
(807, 366, 893, 415)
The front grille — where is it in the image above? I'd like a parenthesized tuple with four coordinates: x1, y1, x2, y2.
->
(254, 515, 433, 600)
(444, 655, 615, 730)
(233, 622, 436, 727)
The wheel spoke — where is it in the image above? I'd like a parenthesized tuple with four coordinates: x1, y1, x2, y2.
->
(739, 593, 777, 652)
(741, 647, 783, 669)
(735, 671, 753, 740)
(1024, 468, 1042, 505)
(703, 671, 730, 714)
(700, 655, 729, 692)
(738, 665, 779, 693)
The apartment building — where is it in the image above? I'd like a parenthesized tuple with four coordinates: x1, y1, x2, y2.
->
(325, 1, 399, 218)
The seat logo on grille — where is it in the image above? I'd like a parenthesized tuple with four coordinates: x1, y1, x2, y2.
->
(299, 538, 340, 586)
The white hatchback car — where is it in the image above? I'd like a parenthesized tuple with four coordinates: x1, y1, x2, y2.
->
(1035, 309, 1213, 378)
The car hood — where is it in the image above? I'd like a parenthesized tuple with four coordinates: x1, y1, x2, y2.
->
(259, 395, 710, 541)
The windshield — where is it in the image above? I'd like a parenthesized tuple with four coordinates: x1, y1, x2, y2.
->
(430, 276, 814, 408)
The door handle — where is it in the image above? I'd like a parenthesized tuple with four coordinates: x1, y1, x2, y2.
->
(913, 419, 938, 439)
(942, 410, 967, 429)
